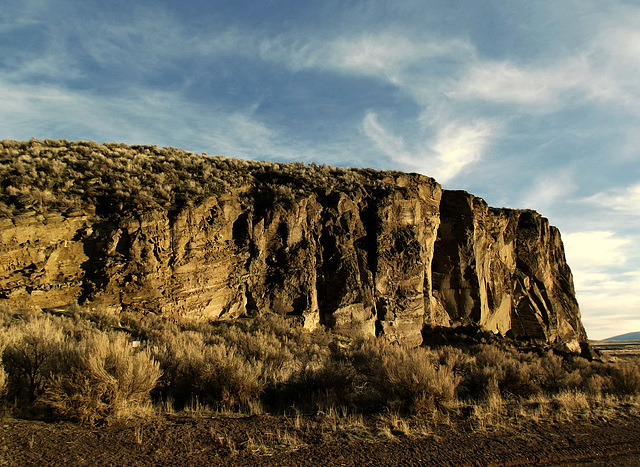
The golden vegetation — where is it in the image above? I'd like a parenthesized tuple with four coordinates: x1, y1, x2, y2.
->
(0, 138, 406, 218)
(0, 306, 638, 426)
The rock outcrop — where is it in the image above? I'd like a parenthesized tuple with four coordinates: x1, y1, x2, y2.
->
(0, 140, 586, 350)
(431, 191, 584, 348)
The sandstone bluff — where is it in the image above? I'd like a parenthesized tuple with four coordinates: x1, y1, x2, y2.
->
(0, 140, 586, 350)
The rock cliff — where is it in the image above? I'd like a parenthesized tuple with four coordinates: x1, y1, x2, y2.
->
(431, 190, 584, 348)
(0, 140, 586, 349)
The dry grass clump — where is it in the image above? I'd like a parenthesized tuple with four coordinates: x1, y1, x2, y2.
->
(351, 340, 459, 413)
(551, 390, 591, 419)
(41, 333, 161, 422)
(460, 345, 541, 401)
(0, 306, 639, 427)
(605, 360, 640, 396)
(3, 317, 67, 402)
(1, 310, 161, 422)
(151, 331, 266, 413)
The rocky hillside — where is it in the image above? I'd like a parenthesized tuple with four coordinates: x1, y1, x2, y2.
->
(0, 139, 586, 350)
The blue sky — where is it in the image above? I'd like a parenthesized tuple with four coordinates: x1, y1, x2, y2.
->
(2, 0, 639, 339)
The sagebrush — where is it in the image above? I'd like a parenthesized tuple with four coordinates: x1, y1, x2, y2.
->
(0, 306, 638, 423)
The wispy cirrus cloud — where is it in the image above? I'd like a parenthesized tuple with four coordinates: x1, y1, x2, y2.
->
(258, 33, 474, 80)
(449, 55, 634, 114)
(80, 15, 253, 75)
(448, 24, 640, 113)
(362, 112, 497, 182)
(0, 80, 277, 156)
(519, 168, 577, 213)
(0, 0, 48, 32)
(0, 76, 377, 168)
(449, 60, 587, 106)
(585, 183, 640, 216)
(431, 121, 497, 182)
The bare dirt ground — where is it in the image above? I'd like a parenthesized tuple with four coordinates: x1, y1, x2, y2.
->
(2, 409, 640, 466)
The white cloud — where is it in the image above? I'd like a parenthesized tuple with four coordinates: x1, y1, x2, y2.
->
(572, 271, 629, 293)
(563, 230, 631, 272)
(592, 26, 640, 83)
(585, 183, 640, 216)
(80, 12, 215, 73)
(581, 306, 640, 340)
(448, 22, 640, 114)
(362, 112, 496, 183)
(0, 0, 48, 32)
(362, 112, 410, 162)
(519, 169, 577, 213)
(0, 79, 276, 156)
(563, 231, 640, 340)
(448, 55, 627, 110)
(0, 77, 376, 168)
(251, 17, 640, 123)
(327, 35, 472, 81)
(577, 270, 640, 340)
(432, 121, 495, 182)
(259, 33, 473, 79)
(450, 61, 572, 105)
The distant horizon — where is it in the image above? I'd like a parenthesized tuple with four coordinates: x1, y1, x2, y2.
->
(601, 331, 640, 341)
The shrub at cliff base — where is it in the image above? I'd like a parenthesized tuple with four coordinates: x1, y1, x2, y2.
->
(150, 330, 266, 412)
(41, 333, 161, 423)
(2, 317, 67, 402)
(0, 308, 639, 422)
(2, 313, 161, 422)
(460, 345, 541, 401)
(351, 339, 459, 413)
(607, 360, 640, 396)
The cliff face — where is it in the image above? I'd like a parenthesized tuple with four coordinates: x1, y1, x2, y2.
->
(0, 140, 586, 350)
(431, 191, 584, 347)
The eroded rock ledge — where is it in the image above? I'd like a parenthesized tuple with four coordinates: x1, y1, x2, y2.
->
(0, 140, 586, 350)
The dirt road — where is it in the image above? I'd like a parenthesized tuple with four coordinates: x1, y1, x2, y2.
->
(2, 412, 640, 466)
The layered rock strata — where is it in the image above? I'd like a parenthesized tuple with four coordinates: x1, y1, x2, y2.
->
(0, 140, 586, 349)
